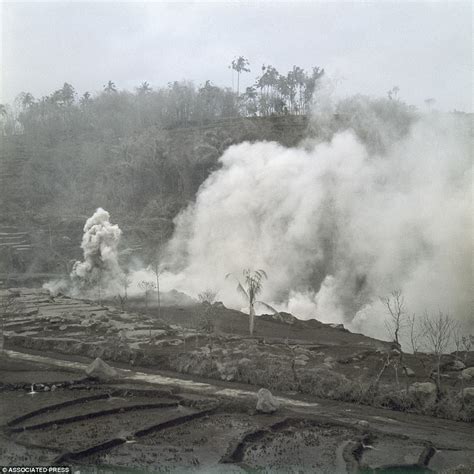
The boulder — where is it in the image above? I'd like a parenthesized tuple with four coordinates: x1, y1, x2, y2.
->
(461, 367, 474, 380)
(462, 387, 474, 403)
(84, 357, 120, 380)
(408, 382, 437, 405)
(256, 388, 279, 414)
(451, 360, 466, 371)
(404, 367, 415, 377)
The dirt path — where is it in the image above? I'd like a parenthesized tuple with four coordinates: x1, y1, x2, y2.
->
(3, 349, 474, 472)
(4, 349, 473, 448)
(4, 349, 320, 409)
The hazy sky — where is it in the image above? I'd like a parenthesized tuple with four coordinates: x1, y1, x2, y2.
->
(1, 1, 472, 111)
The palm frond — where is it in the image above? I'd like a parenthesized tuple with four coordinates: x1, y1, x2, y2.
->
(236, 282, 249, 300)
(256, 300, 281, 316)
(256, 269, 268, 280)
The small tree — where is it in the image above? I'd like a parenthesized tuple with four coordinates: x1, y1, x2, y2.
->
(381, 290, 409, 390)
(197, 290, 219, 360)
(421, 310, 455, 397)
(150, 256, 162, 320)
(197, 289, 218, 334)
(114, 272, 131, 312)
(138, 281, 156, 315)
(381, 290, 406, 347)
(226, 269, 278, 336)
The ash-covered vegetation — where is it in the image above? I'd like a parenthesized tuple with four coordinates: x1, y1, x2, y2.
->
(0, 61, 324, 268)
(0, 58, 418, 275)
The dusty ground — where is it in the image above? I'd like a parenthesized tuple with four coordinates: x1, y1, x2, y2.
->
(1, 287, 473, 472)
(1, 354, 474, 473)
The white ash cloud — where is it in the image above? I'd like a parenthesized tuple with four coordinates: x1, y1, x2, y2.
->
(158, 98, 472, 340)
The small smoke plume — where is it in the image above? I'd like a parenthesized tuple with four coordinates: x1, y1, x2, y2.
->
(156, 96, 472, 341)
(46, 208, 124, 297)
(70, 207, 124, 294)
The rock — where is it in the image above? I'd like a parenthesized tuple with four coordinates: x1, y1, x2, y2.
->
(462, 387, 474, 403)
(84, 357, 120, 380)
(59, 325, 67, 331)
(461, 367, 474, 380)
(256, 388, 279, 414)
(404, 367, 415, 377)
(43, 386, 50, 391)
(357, 420, 369, 428)
(408, 382, 437, 404)
(451, 360, 466, 371)
(296, 353, 310, 361)
(323, 356, 335, 369)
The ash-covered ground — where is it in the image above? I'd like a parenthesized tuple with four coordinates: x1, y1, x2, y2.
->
(1, 287, 473, 473)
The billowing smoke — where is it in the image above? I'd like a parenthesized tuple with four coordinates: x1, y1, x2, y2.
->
(157, 97, 472, 340)
(70, 207, 124, 294)
(46, 208, 125, 297)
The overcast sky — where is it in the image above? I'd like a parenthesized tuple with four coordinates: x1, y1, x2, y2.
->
(1, 1, 472, 111)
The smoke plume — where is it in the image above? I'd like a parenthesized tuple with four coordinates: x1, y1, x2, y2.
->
(46, 208, 125, 297)
(158, 97, 472, 340)
(70, 208, 124, 295)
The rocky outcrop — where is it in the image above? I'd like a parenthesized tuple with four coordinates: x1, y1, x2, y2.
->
(256, 388, 279, 413)
(84, 357, 120, 380)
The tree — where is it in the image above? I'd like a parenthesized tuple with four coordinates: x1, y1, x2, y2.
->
(387, 86, 400, 101)
(138, 280, 156, 315)
(80, 91, 92, 107)
(16, 92, 35, 109)
(231, 56, 250, 96)
(150, 252, 162, 320)
(226, 269, 278, 336)
(51, 82, 76, 106)
(421, 310, 455, 397)
(137, 81, 152, 95)
(381, 290, 405, 347)
(104, 80, 117, 93)
(197, 289, 218, 334)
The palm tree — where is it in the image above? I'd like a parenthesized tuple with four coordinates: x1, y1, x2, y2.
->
(230, 56, 250, 96)
(226, 269, 278, 336)
(104, 80, 117, 93)
(137, 81, 152, 95)
(80, 91, 91, 106)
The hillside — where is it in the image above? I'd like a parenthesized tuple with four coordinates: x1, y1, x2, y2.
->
(0, 115, 309, 275)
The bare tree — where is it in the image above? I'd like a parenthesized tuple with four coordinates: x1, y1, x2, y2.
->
(115, 273, 131, 312)
(408, 313, 420, 355)
(138, 281, 156, 315)
(421, 310, 455, 396)
(381, 290, 405, 347)
(381, 290, 411, 389)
